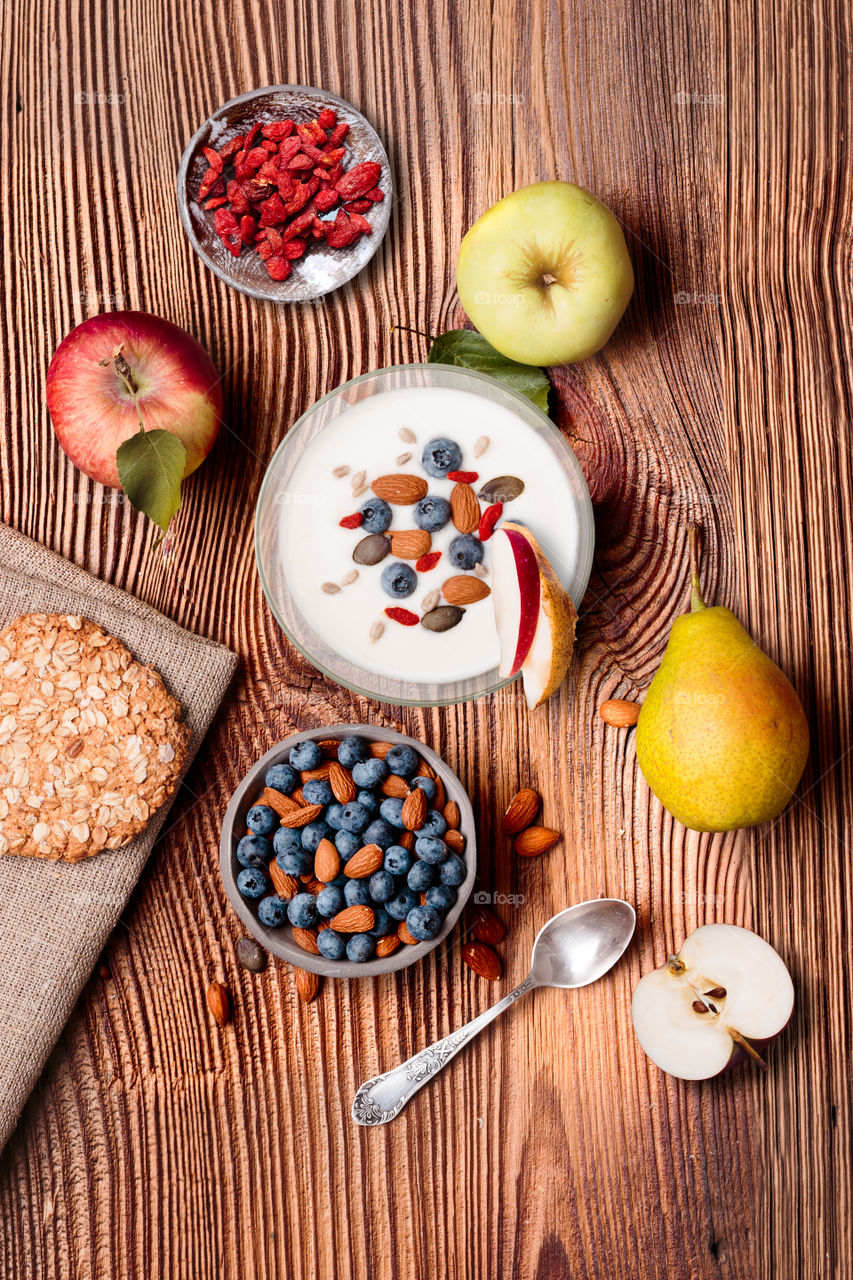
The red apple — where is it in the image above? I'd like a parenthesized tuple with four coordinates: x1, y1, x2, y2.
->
(46, 311, 222, 488)
(492, 524, 541, 677)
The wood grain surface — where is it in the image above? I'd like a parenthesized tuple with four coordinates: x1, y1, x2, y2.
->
(0, 0, 849, 1277)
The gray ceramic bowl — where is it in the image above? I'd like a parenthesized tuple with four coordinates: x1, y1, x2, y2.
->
(220, 725, 476, 977)
(177, 85, 392, 302)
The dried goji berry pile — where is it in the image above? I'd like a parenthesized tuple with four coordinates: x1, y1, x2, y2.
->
(197, 107, 384, 282)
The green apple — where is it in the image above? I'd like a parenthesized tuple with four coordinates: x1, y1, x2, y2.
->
(456, 181, 634, 366)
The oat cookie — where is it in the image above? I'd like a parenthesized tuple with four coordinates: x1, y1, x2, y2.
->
(0, 614, 190, 862)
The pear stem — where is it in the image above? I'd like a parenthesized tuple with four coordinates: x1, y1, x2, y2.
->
(728, 1027, 769, 1071)
(688, 524, 706, 612)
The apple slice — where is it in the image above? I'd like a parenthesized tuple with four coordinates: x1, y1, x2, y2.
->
(492, 525, 541, 677)
(495, 521, 577, 708)
(632, 923, 795, 1080)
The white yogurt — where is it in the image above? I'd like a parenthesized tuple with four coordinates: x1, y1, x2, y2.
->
(277, 386, 584, 683)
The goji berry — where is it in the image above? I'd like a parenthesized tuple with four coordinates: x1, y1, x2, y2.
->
(260, 139, 278, 152)
(204, 196, 228, 210)
(262, 120, 294, 140)
(259, 193, 288, 226)
(346, 211, 373, 234)
(286, 153, 314, 171)
(447, 470, 478, 483)
(243, 121, 262, 149)
(239, 215, 257, 244)
(385, 607, 420, 626)
(226, 180, 250, 214)
(339, 512, 363, 529)
(218, 136, 244, 161)
(314, 188, 339, 213)
(366, 187, 385, 202)
(344, 199, 372, 215)
(328, 121, 350, 147)
(245, 146, 269, 169)
(202, 146, 223, 173)
(336, 161, 382, 201)
(265, 256, 292, 280)
(277, 136, 302, 164)
(198, 167, 220, 199)
(478, 502, 503, 541)
(416, 551, 442, 573)
(317, 107, 337, 129)
(283, 238, 307, 259)
(265, 226, 283, 253)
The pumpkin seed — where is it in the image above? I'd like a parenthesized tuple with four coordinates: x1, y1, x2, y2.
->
(478, 474, 524, 504)
(236, 937, 267, 973)
(353, 534, 391, 566)
(421, 605, 466, 633)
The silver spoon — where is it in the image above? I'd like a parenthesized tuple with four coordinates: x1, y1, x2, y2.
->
(352, 897, 636, 1126)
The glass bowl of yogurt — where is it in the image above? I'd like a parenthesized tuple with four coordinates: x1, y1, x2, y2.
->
(255, 364, 594, 706)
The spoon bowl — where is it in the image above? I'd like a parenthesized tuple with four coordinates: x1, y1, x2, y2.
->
(353, 897, 636, 1125)
(530, 899, 637, 988)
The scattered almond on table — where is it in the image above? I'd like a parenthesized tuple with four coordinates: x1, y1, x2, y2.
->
(207, 981, 231, 1027)
(599, 698, 641, 728)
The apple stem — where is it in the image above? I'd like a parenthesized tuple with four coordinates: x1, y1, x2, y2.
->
(728, 1027, 769, 1071)
(688, 524, 706, 613)
(100, 344, 145, 433)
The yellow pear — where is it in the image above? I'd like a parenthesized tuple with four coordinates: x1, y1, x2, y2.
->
(635, 529, 809, 831)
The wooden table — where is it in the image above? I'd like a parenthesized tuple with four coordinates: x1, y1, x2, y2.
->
(1, 1, 850, 1276)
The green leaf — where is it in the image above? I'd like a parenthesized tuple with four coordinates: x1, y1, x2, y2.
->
(428, 329, 551, 414)
(116, 429, 187, 534)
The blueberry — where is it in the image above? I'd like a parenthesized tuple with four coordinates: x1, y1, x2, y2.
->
(329, 872, 349, 888)
(439, 853, 466, 886)
(368, 869, 396, 903)
(386, 888, 418, 921)
(301, 820, 332, 853)
(379, 796, 406, 828)
(346, 934, 376, 963)
(415, 835, 448, 865)
(287, 893, 319, 928)
(380, 562, 417, 600)
(414, 494, 451, 532)
(422, 436, 462, 478)
(344, 879, 372, 906)
(334, 829, 361, 858)
(302, 779, 333, 806)
(237, 834, 272, 870)
(273, 826, 302, 858)
(421, 809, 448, 838)
(265, 762, 298, 794)
(289, 739, 322, 771)
(236, 866, 267, 898)
(407, 860, 435, 892)
(359, 497, 392, 534)
(339, 801, 370, 833)
(363, 818, 397, 850)
(257, 895, 289, 927)
(357, 788, 380, 817)
(384, 844, 413, 875)
(325, 802, 346, 831)
(277, 848, 311, 876)
(246, 804, 277, 836)
(352, 759, 388, 788)
(448, 534, 483, 570)
(318, 928, 347, 960)
(338, 736, 370, 768)
(370, 906, 395, 936)
(316, 885, 345, 917)
(411, 776, 437, 803)
(426, 884, 457, 912)
(406, 904, 443, 941)
(385, 744, 419, 778)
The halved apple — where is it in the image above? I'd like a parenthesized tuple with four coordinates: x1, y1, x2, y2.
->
(492, 520, 577, 707)
(632, 924, 795, 1080)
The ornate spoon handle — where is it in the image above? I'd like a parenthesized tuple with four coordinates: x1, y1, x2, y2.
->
(352, 974, 538, 1125)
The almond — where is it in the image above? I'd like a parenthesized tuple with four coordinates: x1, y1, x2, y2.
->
(381, 774, 410, 799)
(443, 800, 460, 830)
(462, 941, 502, 981)
(300, 764, 332, 782)
(469, 905, 506, 945)
(390, 529, 432, 559)
(292, 926, 320, 955)
(599, 698, 641, 728)
(442, 574, 491, 605)
(502, 788, 540, 834)
(294, 967, 321, 1003)
(262, 786, 300, 817)
(401, 787, 428, 831)
(371, 473, 429, 504)
(370, 740, 393, 757)
(278, 802, 325, 829)
(399, 830, 414, 851)
(314, 837, 340, 882)
(450, 482, 480, 533)
(376, 935, 401, 958)
(206, 981, 231, 1027)
(291, 787, 306, 805)
(269, 862, 299, 899)
(416, 759, 435, 779)
(318, 738, 340, 758)
(398, 920, 418, 945)
(344, 843, 384, 878)
(303, 875, 326, 895)
(332, 904, 375, 932)
(514, 826, 561, 857)
(433, 774, 446, 810)
(329, 760, 357, 803)
(445, 828, 466, 854)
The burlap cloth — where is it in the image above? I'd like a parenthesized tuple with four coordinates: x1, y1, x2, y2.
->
(0, 524, 237, 1150)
